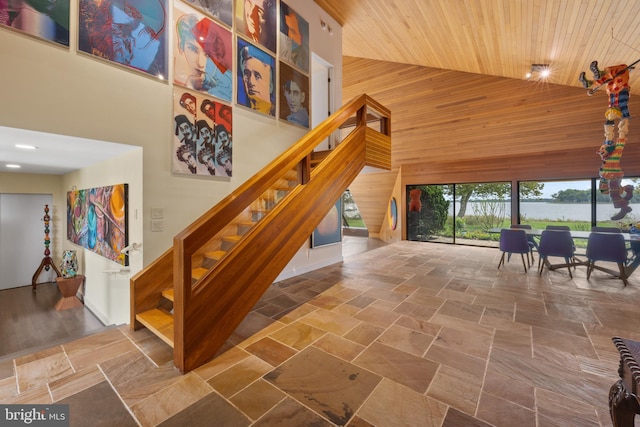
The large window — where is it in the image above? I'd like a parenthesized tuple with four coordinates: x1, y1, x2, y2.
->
(595, 177, 639, 227)
(407, 178, 639, 248)
(406, 182, 511, 247)
(519, 179, 591, 231)
(520, 178, 639, 229)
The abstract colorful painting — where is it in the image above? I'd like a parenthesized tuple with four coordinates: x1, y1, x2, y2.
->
(0, 0, 70, 46)
(237, 38, 275, 116)
(234, 0, 276, 53)
(174, 1, 232, 102)
(312, 198, 342, 248)
(78, 0, 168, 79)
(279, 61, 309, 128)
(67, 184, 129, 266)
(172, 87, 233, 177)
(279, 2, 308, 73)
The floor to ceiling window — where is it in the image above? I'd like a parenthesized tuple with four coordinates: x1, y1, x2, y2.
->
(406, 182, 511, 247)
(406, 178, 639, 248)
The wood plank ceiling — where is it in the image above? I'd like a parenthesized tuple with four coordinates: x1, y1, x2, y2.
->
(315, 0, 640, 169)
(314, 0, 640, 236)
(314, 0, 640, 90)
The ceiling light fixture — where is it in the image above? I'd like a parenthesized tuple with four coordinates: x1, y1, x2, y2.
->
(6, 164, 21, 169)
(15, 144, 37, 150)
(526, 64, 551, 81)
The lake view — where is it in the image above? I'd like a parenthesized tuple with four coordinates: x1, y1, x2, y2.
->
(453, 202, 640, 223)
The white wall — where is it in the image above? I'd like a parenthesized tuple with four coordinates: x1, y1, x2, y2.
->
(62, 149, 143, 325)
(0, 1, 343, 325)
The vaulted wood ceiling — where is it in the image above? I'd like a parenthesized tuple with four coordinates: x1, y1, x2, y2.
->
(315, 0, 640, 90)
(315, 0, 640, 168)
(314, 0, 640, 236)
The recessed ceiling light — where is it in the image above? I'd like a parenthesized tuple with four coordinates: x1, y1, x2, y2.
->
(15, 144, 37, 150)
(6, 164, 21, 169)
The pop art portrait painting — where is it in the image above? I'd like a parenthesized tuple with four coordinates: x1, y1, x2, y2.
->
(0, 0, 70, 46)
(78, 0, 168, 79)
(172, 88, 233, 177)
(234, 0, 276, 53)
(279, 1, 309, 73)
(236, 38, 275, 117)
(174, 1, 232, 102)
(279, 61, 309, 128)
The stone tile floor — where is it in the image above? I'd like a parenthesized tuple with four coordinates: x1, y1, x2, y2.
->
(1, 240, 638, 426)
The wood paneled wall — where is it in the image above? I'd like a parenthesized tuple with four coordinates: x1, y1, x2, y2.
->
(343, 57, 640, 235)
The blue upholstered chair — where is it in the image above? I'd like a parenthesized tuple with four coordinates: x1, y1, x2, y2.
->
(546, 225, 577, 265)
(586, 232, 629, 286)
(511, 224, 537, 265)
(591, 226, 622, 233)
(498, 229, 531, 272)
(537, 230, 575, 278)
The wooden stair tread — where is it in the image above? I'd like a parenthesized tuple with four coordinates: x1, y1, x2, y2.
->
(136, 308, 174, 347)
(222, 235, 242, 242)
(204, 250, 226, 261)
(192, 267, 208, 280)
(162, 288, 174, 301)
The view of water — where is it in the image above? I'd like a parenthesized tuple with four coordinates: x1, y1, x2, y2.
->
(451, 202, 640, 223)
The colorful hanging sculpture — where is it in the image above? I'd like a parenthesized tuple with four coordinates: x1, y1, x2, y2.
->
(579, 61, 635, 220)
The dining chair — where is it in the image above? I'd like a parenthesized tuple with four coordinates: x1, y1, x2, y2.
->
(537, 229, 575, 278)
(591, 226, 622, 233)
(590, 226, 635, 263)
(510, 224, 536, 264)
(545, 225, 577, 266)
(498, 228, 530, 272)
(586, 232, 629, 286)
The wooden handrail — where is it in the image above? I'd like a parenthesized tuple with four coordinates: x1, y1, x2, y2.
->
(130, 94, 391, 373)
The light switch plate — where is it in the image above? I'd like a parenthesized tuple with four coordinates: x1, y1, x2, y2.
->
(151, 208, 164, 219)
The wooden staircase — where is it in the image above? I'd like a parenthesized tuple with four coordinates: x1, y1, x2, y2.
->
(130, 95, 391, 373)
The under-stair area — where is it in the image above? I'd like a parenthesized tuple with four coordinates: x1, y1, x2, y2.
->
(130, 95, 391, 373)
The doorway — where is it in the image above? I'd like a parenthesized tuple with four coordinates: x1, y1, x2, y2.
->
(0, 193, 54, 289)
(311, 53, 334, 150)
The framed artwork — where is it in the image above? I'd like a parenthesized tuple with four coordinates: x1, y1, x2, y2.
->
(388, 197, 398, 230)
(174, 1, 232, 102)
(312, 198, 342, 248)
(78, 0, 168, 79)
(279, 2, 309, 73)
(172, 88, 233, 177)
(279, 61, 309, 128)
(234, 0, 276, 53)
(236, 38, 275, 117)
(0, 0, 70, 46)
(180, 0, 232, 27)
(67, 184, 129, 266)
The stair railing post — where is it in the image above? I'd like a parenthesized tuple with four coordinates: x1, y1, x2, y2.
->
(298, 155, 311, 184)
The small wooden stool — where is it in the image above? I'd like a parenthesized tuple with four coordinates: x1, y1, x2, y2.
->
(55, 275, 85, 310)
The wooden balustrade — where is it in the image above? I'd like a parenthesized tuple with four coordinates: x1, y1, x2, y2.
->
(130, 94, 391, 373)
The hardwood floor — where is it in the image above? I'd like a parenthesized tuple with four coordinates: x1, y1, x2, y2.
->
(0, 280, 106, 359)
(1, 238, 637, 426)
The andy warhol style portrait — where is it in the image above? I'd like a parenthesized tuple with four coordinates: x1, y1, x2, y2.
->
(174, 1, 232, 102)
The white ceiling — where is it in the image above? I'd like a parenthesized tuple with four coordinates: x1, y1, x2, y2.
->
(0, 126, 139, 175)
